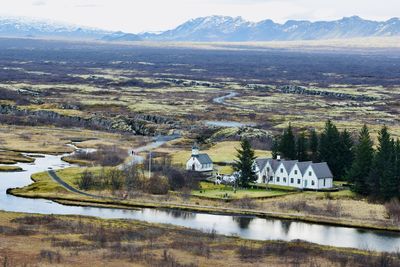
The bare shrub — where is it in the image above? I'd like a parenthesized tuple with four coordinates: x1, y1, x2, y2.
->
(146, 175, 169, 195)
(385, 198, 400, 223)
(144, 154, 200, 191)
(18, 133, 31, 140)
(38, 250, 62, 264)
(159, 250, 198, 267)
(47, 237, 87, 249)
(72, 145, 125, 166)
(123, 163, 144, 192)
(1, 255, 11, 267)
(326, 200, 342, 217)
(170, 240, 211, 258)
(107, 168, 124, 192)
(277, 199, 343, 217)
(78, 169, 94, 190)
(234, 197, 257, 209)
(277, 200, 308, 212)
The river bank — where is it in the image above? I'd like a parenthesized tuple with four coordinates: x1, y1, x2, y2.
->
(9, 184, 400, 233)
(2, 210, 397, 267)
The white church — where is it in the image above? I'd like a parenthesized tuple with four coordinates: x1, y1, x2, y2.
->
(254, 156, 334, 189)
(186, 144, 213, 172)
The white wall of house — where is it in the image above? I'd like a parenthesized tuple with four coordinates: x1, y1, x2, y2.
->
(318, 178, 333, 189)
(186, 157, 213, 172)
(274, 163, 290, 186)
(255, 164, 265, 184)
(303, 166, 319, 189)
(266, 162, 276, 184)
(254, 160, 334, 189)
(288, 165, 303, 189)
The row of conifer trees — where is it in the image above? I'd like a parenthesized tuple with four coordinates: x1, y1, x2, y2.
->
(272, 120, 400, 199)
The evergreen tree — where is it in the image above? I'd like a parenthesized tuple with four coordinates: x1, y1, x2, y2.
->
(296, 132, 308, 161)
(369, 126, 396, 199)
(319, 120, 341, 178)
(271, 137, 280, 159)
(233, 138, 257, 188)
(338, 129, 354, 179)
(309, 129, 319, 162)
(348, 125, 374, 195)
(396, 139, 400, 184)
(395, 139, 400, 195)
(279, 123, 297, 160)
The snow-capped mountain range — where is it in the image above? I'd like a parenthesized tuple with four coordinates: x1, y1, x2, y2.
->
(140, 15, 400, 41)
(1, 15, 400, 42)
(0, 17, 113, 40)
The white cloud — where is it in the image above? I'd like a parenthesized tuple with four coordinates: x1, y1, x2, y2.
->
(0, 0, 398, 33)
(32, 0, 46, 6)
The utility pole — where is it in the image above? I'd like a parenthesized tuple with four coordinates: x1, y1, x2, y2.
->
(148, 151, 152, 179)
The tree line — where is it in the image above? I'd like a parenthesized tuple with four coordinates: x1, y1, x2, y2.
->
(272, 120, 400, 200)
(272, 120, 353, 180)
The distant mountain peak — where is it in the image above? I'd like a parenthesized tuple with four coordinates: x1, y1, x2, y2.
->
(0, 16, 114, 40)
(1, 15, 400, 42)
(139, 15, 400, 42)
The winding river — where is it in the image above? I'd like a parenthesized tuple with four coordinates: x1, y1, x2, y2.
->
(1, 142, 400, 252)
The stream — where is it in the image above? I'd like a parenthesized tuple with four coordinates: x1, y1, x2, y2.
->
(1, 139, 400, 252)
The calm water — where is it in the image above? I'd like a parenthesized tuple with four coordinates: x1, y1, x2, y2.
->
(204, 121, 254, 128)
(1, 153, 400, 252)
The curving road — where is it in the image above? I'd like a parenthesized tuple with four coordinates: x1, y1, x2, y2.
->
(48, 170, 118, 200)
(49, 134, 181, 199)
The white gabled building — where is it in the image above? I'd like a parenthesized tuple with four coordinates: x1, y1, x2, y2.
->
(186, 145, 213, 172)
(254, 156, 333, 189)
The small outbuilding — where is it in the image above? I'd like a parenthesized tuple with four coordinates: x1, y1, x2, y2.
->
(186, 145, 213, 172)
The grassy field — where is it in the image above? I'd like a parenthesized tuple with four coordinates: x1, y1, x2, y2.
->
(171, 141, 272, 174)
(0, 165, 23, 172)
(193, 182, 292, 199)
(0, 125, 144, 155)
(0, 151, 34, 165)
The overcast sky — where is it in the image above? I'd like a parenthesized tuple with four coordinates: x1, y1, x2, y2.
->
(1, 0, 399, 33)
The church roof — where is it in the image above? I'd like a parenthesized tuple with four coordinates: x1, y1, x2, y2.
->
(194, 153, 213, 164)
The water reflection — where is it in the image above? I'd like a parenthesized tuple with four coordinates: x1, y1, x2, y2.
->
(163, 209, 196, 219)
(280, 220, 292, 235)
(232, 216, 254, 229)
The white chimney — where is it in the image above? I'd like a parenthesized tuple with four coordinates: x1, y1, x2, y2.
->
(277, 155, 281, 161)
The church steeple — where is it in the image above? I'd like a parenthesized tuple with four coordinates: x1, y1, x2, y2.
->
(192, 143, 199, 156)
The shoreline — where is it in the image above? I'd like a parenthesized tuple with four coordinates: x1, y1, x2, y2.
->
(8, 188, 400, 233)
(0, 209, 387, 260)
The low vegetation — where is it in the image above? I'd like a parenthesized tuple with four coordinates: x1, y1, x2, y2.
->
(1, 211, 399, 267)
(192, 182, 291, 200)
(0, 166, 23, 172)
(69, 153, 202, 198)
(0, 151, 34, 165)
(67, 145, 126, 167)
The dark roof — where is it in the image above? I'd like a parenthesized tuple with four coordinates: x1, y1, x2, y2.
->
(281, 160, 298, 173)
(296, 161, 312, 175)
(267, 159, 281, 172)
(255, 158, 333, 179)
(194, 153, 212, 164)
(256, 158, 291, 172)
(255, 158, 269, 171)
(311, 162, 333, 179)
